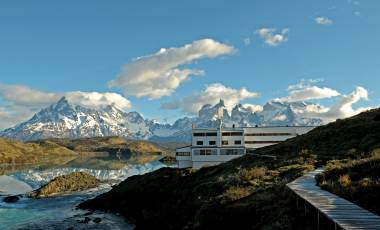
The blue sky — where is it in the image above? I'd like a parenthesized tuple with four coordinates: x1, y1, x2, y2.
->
(0, 0, 379, 128)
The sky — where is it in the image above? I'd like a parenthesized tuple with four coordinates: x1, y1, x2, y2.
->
(0, 0, 379, 129)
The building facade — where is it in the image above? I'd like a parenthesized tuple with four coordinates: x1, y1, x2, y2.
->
(176, 126, 314, 169)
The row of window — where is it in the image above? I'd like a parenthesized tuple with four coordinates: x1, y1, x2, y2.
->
(222, 132, 243, 136)
(196, 140, 242, 145)
(192, 149, 244, 155)
(194, 132, 295, 137)
(245, 133, 295, 136)
(220, 149, 244, 155)
(193, 132, 217, 136)
(193, 149, 218, 155)
(176, 152, 191, 156)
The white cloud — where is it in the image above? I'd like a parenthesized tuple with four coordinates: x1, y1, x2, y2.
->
(161, 83, 258, 114)
(109, 39, 236, 99)
(0, 84, 132, 129)
(324, 86, 369, 119)
(255, 28, 289, 47)
(277, 81, 370, 122)
(242, 104, 263, 113)
(315, 16, 333, 25)
(282, 86, 340, 102)
(0, 84, 59, 107)
(292, 87, 370, 122)
(65, 92, 131, 110)
(243, 38, 251, 46)
(278, 80, 340, 102)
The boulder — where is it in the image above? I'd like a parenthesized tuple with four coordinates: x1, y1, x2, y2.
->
(30, 172, 99, 198)
(3, 195, 20, 203)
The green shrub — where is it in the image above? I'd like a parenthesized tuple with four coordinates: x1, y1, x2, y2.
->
(239, 167, 267, 181)
(338, 174, 351, 187)
(223, 186, 252, 201)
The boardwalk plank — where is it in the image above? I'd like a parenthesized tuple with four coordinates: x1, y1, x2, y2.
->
(287, 169, 380, 230)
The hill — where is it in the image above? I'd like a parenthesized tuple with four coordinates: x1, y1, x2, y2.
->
(0, 138, 77, 165)
(45, 136, 173, 156)
(79, 108, 380, 229)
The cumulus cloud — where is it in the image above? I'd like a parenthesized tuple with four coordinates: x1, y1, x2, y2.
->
(109, 39, 235, 99)
(242, 104, 263, 113)
(277, 79, 340, 102)
(255, 28, 289, 47)
(161, 83, 258, 114)
(0, 83, 132, 129)
(65, 92, 131, 110)
(315, 16, 333, 25)
(323, 86, 369, 119)
(291, 86, 370, 122)
(281, 86, 340, 102)
(0, 84, 59, 107)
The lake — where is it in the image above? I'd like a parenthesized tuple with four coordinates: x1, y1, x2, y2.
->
(0, 154, 169, 229)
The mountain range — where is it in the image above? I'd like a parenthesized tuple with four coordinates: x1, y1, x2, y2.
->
(0, 97, 324, 142)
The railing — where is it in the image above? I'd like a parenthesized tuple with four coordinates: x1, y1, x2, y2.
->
(176, 152, 190, 156)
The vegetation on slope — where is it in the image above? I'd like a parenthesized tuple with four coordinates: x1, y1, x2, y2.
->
(79, 108, 380, 229)
(0, 138, 77, 165)
(45, 136, 173, 157)
(316, 149, 380, 215)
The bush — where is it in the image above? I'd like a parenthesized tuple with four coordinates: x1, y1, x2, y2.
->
(223, 186, 252, 201)
(239, 167, 267, 181)
(359, 177, 372, 187)
(339, 174, 351, 187)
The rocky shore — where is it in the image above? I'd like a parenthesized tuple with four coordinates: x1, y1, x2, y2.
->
(29, 172, 100, 198)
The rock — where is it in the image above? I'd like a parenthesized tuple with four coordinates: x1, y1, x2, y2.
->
(159, 156, 176, 163)
(30, 172, 99, 198)
(93, 217, 102, 223)
(3, 195, 20, 203)
(77, 217, 91, 224)
(84, 211, 93, 216)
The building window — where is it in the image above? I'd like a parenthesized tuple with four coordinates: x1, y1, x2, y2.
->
(193, 132, 217, 137)
(220, 149, 244, 155)
(206, 132, 217, 136)
(176, 152, 190, 156)
(209, 141, 216, 145)
(193, 133, 205, 136)
(196, 141, 203, 145)
(195, 149, 217, 155)
(222, 140, 228, 145)
(222, 132, 243, 136)
(234, 140, 241, 145)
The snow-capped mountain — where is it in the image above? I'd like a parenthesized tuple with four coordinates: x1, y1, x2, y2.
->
(0, 97, 176, 141)
(0, 97, 324, 142)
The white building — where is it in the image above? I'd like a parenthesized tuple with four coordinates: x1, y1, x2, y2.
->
(176, 126, 314, 169)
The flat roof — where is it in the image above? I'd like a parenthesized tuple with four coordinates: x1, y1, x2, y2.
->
(192, 126, 315, 131)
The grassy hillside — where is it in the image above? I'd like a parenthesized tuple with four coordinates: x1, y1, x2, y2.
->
(80, 108, 380, 229)
(315, 150, 380, 216)
(45, 136, 173, 156)
(0, 138, 77, 165)
(1, 136, 175, 174)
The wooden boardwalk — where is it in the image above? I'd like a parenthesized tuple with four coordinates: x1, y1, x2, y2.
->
(287, 169, 380, 230)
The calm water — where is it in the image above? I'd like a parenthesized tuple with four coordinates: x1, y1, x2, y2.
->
(0, 155, 167, 230)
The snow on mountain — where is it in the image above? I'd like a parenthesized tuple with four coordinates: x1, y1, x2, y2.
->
(0, 97, 324, 142)
(0, 97, 175, 141)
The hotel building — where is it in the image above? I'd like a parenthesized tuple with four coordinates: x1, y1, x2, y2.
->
(176, 126, 314, 169)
